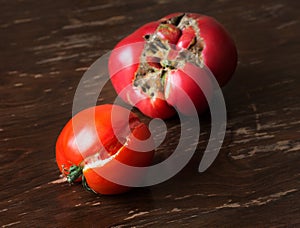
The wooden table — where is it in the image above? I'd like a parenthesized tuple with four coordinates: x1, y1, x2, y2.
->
(1, 0, 299, 227)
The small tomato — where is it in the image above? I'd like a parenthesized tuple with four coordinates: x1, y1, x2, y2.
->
(56, 104, 154, 195)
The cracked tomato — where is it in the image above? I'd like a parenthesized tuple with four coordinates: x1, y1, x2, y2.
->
(56, 104, 154, 195)
(109, 13, 237, 118)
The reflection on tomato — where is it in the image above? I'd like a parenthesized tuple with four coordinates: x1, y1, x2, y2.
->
(109, 12, 237, 118)
(56, 104, 154, 195)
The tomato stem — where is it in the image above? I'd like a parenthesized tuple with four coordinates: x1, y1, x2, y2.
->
(67, 165, 83, 183)
(82, 175, 96, 194)
(66, 165, 96, 193)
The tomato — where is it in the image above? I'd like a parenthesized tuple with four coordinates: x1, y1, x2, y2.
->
(109, 12, 237, 118)
(56, 104, 154, 195)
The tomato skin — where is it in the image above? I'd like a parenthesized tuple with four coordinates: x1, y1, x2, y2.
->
(56, 104, 154, 194)
(109, 12, 237, 119)
(164, 63, 212, 116)
(192, 14, 237, 87)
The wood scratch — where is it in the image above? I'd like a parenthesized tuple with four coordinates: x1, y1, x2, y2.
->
(2, 221, 21, 227)
(287, 143, 300, 152)
(207, 189, 297, 213)
(14, 18, 34, 24)
(230, 140, 299, 160)
(276, 20, 298, 30)
(48, 177, 67, 184)
(175, 194, 192, 200)
(244, 189, 298, 206)
(235, 127, 252, 135)
(63, 16, 127, 29)
(250, 104, 261, 131)
(36, 54, 79, 64)
(75, 2, 122, 13)
(124, 211, 149, 220)
(170, 208, 182, 212)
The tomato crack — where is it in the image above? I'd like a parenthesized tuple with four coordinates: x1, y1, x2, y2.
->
(163, 13, 185, 26)
(133, 14, 205, 100)
(82, 117, 142, 170)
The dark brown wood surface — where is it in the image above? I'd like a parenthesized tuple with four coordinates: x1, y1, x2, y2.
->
(1, 0, 299, 227)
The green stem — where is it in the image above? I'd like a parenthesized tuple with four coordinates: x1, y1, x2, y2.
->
(66, 165, 96, 194)
(67, 165, 83, 183)
(82, 175, 96, 194)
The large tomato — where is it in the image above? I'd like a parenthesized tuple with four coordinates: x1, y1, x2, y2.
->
(56, 104, 154, 195)
(109, 12, 237, 119)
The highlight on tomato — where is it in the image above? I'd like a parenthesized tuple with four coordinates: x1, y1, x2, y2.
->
(109, 12, 237, 119)
(56, 104, 155, 195)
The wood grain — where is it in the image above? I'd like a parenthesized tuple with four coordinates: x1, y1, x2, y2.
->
(0, 0, 299, 227)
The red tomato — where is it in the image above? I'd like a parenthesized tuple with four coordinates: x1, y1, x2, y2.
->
(56, 104, 154, 195)
(109, 13, 237, 118)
